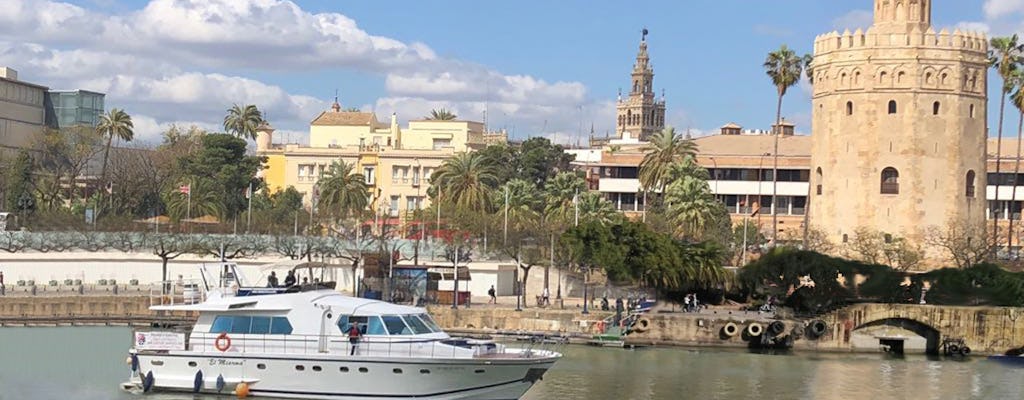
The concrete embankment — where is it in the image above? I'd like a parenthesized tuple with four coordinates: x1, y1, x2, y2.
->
(0, 295, 194, 326)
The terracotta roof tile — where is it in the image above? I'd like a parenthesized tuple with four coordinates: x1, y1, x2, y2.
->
(311, 111, 378, 126)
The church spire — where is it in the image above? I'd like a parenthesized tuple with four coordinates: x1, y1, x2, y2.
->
(331, 89, 341, 112)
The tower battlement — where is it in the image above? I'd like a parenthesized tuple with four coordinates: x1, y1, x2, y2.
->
(813, 27, 987, 55)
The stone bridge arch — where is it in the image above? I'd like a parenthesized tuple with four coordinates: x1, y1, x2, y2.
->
(852, 317, 941, 354)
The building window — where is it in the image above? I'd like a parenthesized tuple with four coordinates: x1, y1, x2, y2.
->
(970, 104, 976, 118)
(966, 170, 976, 198)
(846, 101, 853, 116)
(392, 167, 400, 184)
(933, 101, 941, 115)
(881, 167, 899, 194)
(842, 234, 848, 243)
(363, 167, 375, 185)
(887, 100, 897, 114)
(815, 167, 823, 195)
(884, 233, 893, 244)
(390, 196, 399, 216)
(432, 139, 451, 150)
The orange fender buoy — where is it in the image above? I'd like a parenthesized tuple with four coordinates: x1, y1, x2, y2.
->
(236, 382, 250, 398)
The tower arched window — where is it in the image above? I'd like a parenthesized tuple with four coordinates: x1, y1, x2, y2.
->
(633, 81, 638, 93)
(815, 167, 823, 195)
(881, 167, 900, 194)
(933, 101, 940, 115)
(846, 101, 853, 116)
(970, 104, 976, 118)
(888, 100, 897, 114)
(966, 170, 976, 198)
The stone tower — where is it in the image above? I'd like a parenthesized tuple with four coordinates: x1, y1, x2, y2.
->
(808, 0, 988, 264)
(617, 29, 666, 141)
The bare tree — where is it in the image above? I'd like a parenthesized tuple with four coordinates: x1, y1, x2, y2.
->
(844, 227, 923, 271)
(924, 221, 990, 269)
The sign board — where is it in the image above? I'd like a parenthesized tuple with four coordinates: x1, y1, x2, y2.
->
(134, 331, 186, 351)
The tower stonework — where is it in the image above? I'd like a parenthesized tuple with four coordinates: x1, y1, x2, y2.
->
(617, 30, 666, 141)
(809, 0, 988, 265)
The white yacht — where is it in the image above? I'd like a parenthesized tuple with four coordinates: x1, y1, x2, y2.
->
(121, 263, 561, 399)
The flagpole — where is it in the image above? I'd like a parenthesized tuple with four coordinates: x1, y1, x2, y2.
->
(246, 182, 253, 233)
(187, 179, 192, 234)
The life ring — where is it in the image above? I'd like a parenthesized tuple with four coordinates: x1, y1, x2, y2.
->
(596, 320, 607, 334)
(808, 320, 828, 338)
(746, 322, 763, 337)
(768, 321, 786, 336)
(633, 318, 651, 333)
(215, 333, 232, 352)
(722, 322, 739, 337)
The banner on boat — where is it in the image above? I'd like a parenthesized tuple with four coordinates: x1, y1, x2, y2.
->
(135, 332, 186, 351)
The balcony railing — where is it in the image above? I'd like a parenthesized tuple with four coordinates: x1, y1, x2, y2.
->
(880, 182, 899, 195)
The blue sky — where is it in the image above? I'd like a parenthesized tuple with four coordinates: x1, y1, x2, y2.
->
(2, 0, 1019, 144)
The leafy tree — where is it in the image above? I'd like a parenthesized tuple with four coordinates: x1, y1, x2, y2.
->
(33, 126, 103, 211)
(176, 134, 263, 219)
(763, 44, 808, 245)
(5, 151, 36, 216)
(516, 137, 575, 188)
(989, 35, 1023, 248)
(223, 104, 265, 140)
(426, 108, 457, 120)
(730, 220, 763, 266)
(97, 108, 134, 184)
(576, 192, 621, 226)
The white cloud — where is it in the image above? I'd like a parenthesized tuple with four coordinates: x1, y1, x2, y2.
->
(0, 0, 611, 142)
(984, 0, 1024, 19)
(832, 10, 873, 31)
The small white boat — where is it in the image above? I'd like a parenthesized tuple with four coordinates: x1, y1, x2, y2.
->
(121, 262, 561, 399)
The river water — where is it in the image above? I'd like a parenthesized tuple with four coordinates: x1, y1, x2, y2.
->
(1, 327, 1021, 400)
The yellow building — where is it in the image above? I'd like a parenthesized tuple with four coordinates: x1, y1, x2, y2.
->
(258, 99, 502, 230)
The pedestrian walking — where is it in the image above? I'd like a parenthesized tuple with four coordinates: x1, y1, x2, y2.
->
(488, 285, 497, 304)
(542, 287, 550, 306)
(0, 270, 4, 296)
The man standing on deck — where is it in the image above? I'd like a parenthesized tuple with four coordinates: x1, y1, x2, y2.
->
(348, 324, 361, 355)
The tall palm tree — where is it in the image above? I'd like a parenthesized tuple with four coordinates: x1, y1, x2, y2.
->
(989, 35, 1023, 249)
(431, 152, 498, 213)
(639, 126, 697, 193)
(500, 179, 541, 235)
(319, 160, 370, 223)
(426, 108, 457, 121)
(97, 108, 134, 184)
(1008, 70, 1024, 251)
(664, 159, 723, 240)
(223, 104, 264, 140)
(763, 44, 807, 246)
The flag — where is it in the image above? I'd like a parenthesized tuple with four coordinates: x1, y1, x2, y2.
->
(179, 184, 191, 195)
(105, 182, 113, 194)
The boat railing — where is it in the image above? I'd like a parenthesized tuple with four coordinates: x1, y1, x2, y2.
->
(180, 332, 562, 360)
(148, 279, 207, 307)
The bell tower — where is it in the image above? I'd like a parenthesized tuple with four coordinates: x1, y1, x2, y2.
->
(873, 0, 932, 32)
(616, 29, 666, 142)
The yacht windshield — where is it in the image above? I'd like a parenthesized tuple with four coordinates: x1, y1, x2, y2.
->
(418, 314, 443, 332)
(401, 315, 432, 334)
(381, 315, 412, 335)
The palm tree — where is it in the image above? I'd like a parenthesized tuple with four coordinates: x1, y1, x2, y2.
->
(223, 104, 264, 140)
(431, 152, 498, 213)
(763, 44, 807, 246)
(319, 160, 370, 224)
(665, 177, 722, 241)
(162, 178, 225, 221)
(97, 108, 134, 184)
(543, 171, 587, 226)
(989, 35, 1023, 249)
(576, 192, 620, 226)
(639, 126, 697, 193)
(1008, 71, 1024, 250)
(500, 179, 541, 236)
(426, 108, 457, 121)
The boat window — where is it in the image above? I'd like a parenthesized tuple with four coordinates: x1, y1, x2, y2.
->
(402, 315, 432, 334)
(366, 316, 387, 335)
(229, 316, 252, 334)
(210, 316, 233, 333)
(418, 314, 443, 332)
(250, 317, 272, 334)
(382, 315, 412, 335)
(270, 317, 293, 335)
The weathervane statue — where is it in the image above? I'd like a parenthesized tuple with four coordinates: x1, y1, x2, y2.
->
(642, 27, 648, 41)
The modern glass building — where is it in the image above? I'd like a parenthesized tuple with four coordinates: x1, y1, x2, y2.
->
(44, 90, 105, 128)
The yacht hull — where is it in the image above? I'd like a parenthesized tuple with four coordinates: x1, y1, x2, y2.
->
(129, 351, 556, 400)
